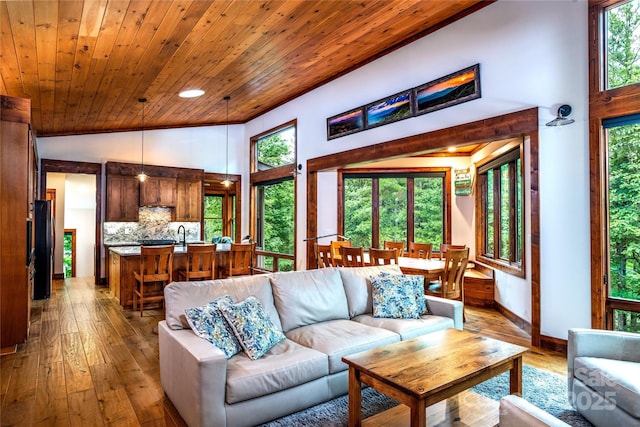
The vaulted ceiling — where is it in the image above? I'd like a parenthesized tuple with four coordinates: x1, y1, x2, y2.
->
(0, 0, 489, 137)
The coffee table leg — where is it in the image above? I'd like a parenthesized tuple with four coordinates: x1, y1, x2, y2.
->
(509, 355, 523, 396)
(410, 399, 427, 427)
(348, 367, 362, 427)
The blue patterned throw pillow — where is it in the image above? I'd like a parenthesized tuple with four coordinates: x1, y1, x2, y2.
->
(371, 273, 423, 319)
(184, 295, 242, 359)
(220, 295, 286, 360)
(378, 271, 427, 315)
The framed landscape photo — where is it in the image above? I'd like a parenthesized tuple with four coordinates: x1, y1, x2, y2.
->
(365, 90, 413, 129)
(327, 107, 365, 140)
(413, 64, 481, 116)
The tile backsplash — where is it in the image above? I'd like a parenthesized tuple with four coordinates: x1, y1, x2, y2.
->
(104, 207, 200, 244)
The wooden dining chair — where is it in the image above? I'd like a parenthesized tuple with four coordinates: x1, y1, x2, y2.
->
(369, 247, 399, 265)
(408, 242, 433, 259)
(330, 240, 351, 266)
(425, 247, 469, 319)
(339, 246, 365, 267)
(315, 243, 333, 268)
(178, 244, 216, 281)
(437, 243, 466, 260)
(383, 241, 405, 257)
(219, 243, 255, 278)
(133, 245, 174, 317)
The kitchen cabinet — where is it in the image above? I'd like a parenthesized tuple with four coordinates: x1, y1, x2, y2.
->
(140, 177, 176, 207)
(1, 95, 34, 349)
(175, 179, 202, 221)
(106, 175, 140, 221)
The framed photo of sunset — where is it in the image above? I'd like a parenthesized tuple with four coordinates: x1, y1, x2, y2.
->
(413, 64, 481, 116)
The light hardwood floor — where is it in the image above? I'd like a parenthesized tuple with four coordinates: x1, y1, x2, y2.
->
(1, 276, 567, 426)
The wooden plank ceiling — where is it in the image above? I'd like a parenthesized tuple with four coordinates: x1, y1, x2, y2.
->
(0, 0, 488, 137)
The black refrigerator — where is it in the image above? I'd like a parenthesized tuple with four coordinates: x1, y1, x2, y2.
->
(34, 200, 53, 300)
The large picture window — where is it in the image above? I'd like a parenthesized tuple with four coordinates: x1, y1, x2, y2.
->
(250, 121, 297, 272)
(604, 0, 640, 90)
(340, 170, 448, 251)
(477, 146, 524, 276)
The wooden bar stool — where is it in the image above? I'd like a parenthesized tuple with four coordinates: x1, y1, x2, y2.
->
(178, 244, 216, 281)
(219, 243, 255, 278)
(133, 245, 173, 317)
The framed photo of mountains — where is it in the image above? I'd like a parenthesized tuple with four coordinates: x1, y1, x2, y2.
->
(327, 107, 365, 140)
(413, 64, 481, 116)
(364, 90, 413, 130)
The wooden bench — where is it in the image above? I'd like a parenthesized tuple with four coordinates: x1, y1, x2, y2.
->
(464, 265, 495, 308)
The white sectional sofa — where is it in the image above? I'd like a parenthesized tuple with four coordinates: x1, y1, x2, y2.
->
(158, 265, 463, 427)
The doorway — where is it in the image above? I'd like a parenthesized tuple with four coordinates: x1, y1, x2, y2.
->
(64, 229, 76, 278)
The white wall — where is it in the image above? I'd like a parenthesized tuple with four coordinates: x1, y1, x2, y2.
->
(36, 1, 591, 340)
(46, 173, 66, 276)
(64, 174, 96, 277)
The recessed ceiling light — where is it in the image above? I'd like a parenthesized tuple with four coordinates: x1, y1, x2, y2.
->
(179, 89, 205, 98)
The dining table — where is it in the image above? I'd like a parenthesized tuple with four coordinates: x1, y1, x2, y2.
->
(362, 253, 447, 280)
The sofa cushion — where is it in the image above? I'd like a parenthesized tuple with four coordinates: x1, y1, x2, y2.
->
(352, 313, 454, 340)
(371, 274, 422, 319)
(339, 265, 402, 318)
(220, 296, 286, 360)
(574, 356, 640, 418)
(184, 295, 241, 358)
(164, 275, 282, 331)
(226, 339, 328, 404)
(270, 268, 349, 332)
(286, 319, 400, 374)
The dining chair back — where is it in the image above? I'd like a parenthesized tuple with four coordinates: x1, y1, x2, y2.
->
(220, 243, 255, 277)
(369, 247, 399, 265)
(133, 245, 174, 317)
(408, 242, 433, 259)
(425, 247, 469, 320)
(339, 246, 365, 267)
(330, 240, 352, 266)
(179, 244, 216, 281)
(437, 243, 466, 260)
(383, 241, 405, 257)
(315, 243, 333, 268)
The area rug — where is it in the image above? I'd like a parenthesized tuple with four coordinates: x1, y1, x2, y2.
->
(259, 365, 593, 426)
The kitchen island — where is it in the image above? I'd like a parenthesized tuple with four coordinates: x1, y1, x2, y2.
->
(108, 244, 230, 310)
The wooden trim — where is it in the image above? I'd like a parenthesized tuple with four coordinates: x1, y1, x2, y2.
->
(540, 335, 568, 356)
(40, 159, 102, 286)
(106, 161, 204, 179)
(495, 300, 531, 336)
(306, 108, 540, 346)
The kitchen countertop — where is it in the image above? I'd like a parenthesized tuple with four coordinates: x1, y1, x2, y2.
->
(109, 243, 230, 256)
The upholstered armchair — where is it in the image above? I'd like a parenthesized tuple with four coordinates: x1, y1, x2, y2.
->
(567, 328, 640, 426)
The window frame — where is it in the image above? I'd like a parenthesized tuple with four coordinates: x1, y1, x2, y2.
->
(338, 167, 452, 250)
(475, 143, 525, 277)
(250, 120, 297, 271)
(589, 0, 640, 329)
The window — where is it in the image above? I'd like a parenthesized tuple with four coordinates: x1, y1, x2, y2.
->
(589, 0, 640, 330)
(203, 192, 236, 242)
(250, 121, 297, 272)
(341, 170, 448, 250)
(605, 0, 640, 90)
(477, 146, 524, 276)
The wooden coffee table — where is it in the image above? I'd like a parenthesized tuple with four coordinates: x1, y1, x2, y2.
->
(341, 329, 528, 427)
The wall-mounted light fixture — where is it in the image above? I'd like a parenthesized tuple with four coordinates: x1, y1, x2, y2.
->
(137, 98, 148, 182)
(221, 96, 231, 188)
(546, 104, 575, 127)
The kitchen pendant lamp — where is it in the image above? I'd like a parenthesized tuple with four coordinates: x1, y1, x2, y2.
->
(137, 98, 148, 182)
(222, 96, 231, 188)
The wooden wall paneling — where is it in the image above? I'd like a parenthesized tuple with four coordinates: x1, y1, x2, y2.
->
(33, 1, 58, 133)
(529, 130, 541, 348)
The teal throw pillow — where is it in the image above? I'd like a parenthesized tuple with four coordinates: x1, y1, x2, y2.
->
(184, 295, 242, 358)
(220, 295, 286, 360)
(378, 271, 427, 315)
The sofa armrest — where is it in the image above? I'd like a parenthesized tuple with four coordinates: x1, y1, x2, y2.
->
(158, 321, 228, 427)
(424, 295, 463, 330)
(500, 395, 570, 427)
(568, 328, 640, 364)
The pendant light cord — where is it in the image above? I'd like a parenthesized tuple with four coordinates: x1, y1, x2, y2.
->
(224, 96, 230, 185)
(139, 98, 147, 177)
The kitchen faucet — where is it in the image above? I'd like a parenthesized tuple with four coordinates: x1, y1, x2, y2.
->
(177, 225, 186, 249)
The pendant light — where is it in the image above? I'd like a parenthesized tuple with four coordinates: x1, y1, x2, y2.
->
(221, 96, 231, 188)
(137, 98, 148, 182)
